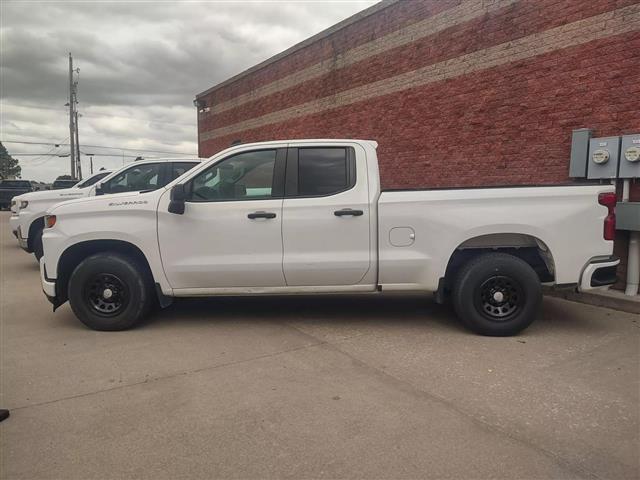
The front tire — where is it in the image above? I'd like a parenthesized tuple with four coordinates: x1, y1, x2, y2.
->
(452, 253, 542, 336)
(68, 253, 152, 331)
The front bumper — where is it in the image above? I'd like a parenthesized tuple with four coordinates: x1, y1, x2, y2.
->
(16, 225, 28, 251)
(578, 256, 620, 291)
(9, 215, 20, 238)
(40, 258, 58, 305)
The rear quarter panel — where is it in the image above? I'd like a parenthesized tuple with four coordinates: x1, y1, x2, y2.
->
(378, 185, 614, 291)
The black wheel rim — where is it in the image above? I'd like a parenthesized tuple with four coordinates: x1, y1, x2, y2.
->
(84, 273, 129, 317)
(475, 275, 524, 321)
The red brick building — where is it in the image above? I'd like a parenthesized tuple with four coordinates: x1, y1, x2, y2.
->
(196, 0, 640, 288)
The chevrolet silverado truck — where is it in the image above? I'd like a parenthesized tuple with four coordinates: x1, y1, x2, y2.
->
(12, 158, 200, 260)
(40, 140, 619, 335)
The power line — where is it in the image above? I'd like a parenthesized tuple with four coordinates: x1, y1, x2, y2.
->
(2, 140, 197, 156)
(2, 102, 195, 128)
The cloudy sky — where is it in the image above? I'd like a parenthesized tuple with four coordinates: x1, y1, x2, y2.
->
(1, 0, 375, 182)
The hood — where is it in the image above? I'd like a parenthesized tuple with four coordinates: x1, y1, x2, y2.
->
(19, 186, 86, 202)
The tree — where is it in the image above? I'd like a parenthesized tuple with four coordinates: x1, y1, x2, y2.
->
(0, 142, 21, 179)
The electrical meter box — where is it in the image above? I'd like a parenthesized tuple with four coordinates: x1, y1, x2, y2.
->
(587, 136, 620, 180)
(569, 128, 592, 178)
(619, 133, 640, 179)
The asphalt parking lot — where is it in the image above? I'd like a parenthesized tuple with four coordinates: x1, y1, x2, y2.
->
(0, 212, 638, 480)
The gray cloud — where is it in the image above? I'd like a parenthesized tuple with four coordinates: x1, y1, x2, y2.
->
(1, 0, 376, 181)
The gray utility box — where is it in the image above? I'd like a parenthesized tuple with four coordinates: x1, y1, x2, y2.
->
(569, 128, 592, 178)
(587, 136, 621, 180)
(616, 202, 640, 232)
(619, 134, 640, 179)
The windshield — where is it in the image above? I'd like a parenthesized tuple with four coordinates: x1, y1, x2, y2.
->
(0, 180, 31, 188)
(75, 171, 111, 188)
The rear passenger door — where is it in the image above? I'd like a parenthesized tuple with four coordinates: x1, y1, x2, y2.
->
(281, 145, 371, 286)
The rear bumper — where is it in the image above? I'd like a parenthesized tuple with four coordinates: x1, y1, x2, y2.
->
(578, 256, 620, 291)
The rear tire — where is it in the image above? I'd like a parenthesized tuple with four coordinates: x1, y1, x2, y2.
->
(32, 227, 44, 261)
(68, 252, 152, 331)
(452, 253, 542, 336)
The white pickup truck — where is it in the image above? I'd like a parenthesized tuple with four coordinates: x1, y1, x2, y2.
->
(11, 158, 200, 260)
(40, 140, 619, 336)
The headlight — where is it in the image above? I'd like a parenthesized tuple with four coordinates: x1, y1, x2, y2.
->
(44, 215, 57, 228)
(19, 200, 29, 209)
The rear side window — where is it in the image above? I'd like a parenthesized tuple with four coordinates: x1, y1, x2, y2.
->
(170, 162, 197, 181)
(297, 148, 353, 196)
(0, 180, 31, 188)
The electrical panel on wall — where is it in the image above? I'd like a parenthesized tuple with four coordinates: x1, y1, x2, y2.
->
(569, 128, 592, 178)
(619, 134, 640, 179)
(587, 136, 621, 180)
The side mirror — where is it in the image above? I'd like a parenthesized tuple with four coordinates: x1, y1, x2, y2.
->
(95, 182, 106, 196)
(168, 184, 186, 215)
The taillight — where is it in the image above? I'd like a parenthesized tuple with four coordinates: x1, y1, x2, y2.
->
(598, 192, 616, 241)
(44, 215, 57, 229)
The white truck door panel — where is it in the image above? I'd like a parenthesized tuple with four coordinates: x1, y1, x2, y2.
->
(282, 145, 371, 286)
(158, 199, 285, 288)
(157, 148, 286, 289)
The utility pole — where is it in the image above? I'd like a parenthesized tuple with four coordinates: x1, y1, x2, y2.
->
(67, 53, 81, 179)
(74, 110, 82, 179)
(68, 53, 76, 179)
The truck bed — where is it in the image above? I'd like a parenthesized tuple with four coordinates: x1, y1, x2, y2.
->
(377, 184, 614, 291)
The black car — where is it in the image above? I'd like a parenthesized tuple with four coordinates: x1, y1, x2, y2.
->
(0, 179, 34, 209)
(51, 179, 79, 190)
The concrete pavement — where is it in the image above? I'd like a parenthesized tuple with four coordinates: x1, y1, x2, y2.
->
(0, 212, 638, 479)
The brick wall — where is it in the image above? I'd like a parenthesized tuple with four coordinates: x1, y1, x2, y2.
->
(197, 0, 640, 288)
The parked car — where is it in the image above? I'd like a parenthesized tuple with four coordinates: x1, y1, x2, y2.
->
(13, 158, 200, 260)
(0, 179, 34, 210)
(51, 179, 79, 190)
(39, 140, 618, 335)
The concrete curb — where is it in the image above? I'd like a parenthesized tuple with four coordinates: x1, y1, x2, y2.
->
(545, 288, 640, 315)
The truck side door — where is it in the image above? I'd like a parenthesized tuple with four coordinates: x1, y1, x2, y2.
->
(157, 148, 287, 289)
(281, 145, 372, 286)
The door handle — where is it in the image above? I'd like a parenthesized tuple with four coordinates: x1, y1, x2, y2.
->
(334, 208, 364, 217)
(248, 211, 276, 219)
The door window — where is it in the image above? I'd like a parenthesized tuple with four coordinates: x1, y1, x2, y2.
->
(104, 163, 162, 193)
(170, 162, 198, 181)
(297, 148, 354, 196)
(76, 171, 110, 188)
(188, 150, 277, 202)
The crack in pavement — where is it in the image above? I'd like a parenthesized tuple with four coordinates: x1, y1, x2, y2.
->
(280, 321, 602, 480)
(8, 340, 326, 411)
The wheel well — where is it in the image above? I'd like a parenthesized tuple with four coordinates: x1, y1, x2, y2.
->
(27, 217, 45, 252)
(56, 240, 154, 304)
(442, 234, 555, 297)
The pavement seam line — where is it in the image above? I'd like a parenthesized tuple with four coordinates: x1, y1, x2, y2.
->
(281, 321, 602, 480)
(8, 340, 326, 411)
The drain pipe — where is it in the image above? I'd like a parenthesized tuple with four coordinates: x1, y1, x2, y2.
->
(622, 179, 639, 296)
